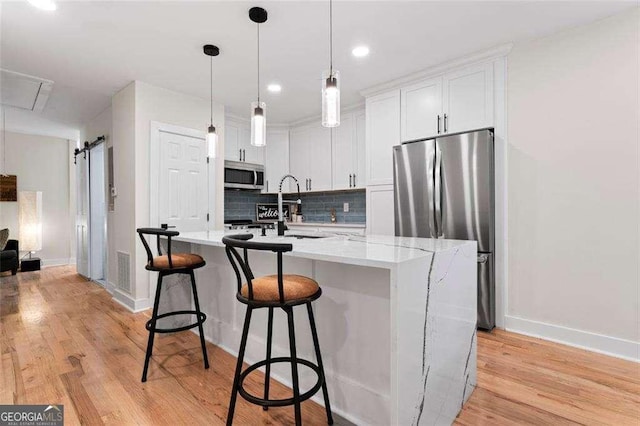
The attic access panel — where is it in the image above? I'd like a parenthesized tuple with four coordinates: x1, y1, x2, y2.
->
(0, 69, 53, 112)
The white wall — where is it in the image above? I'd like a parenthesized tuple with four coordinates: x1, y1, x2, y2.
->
(0, 132, 73, 265)
(507, 8, 639, 359)
(108, 81, 225, 308)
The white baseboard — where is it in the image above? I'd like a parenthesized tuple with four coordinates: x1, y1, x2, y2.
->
(41, 258, 73, 267)
(505, 315, 639, 362)
(112, 289, 150, 313)
(105, 281, 115, 295)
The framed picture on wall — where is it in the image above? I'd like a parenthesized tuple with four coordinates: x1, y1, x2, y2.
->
(0, 175, 17, 201)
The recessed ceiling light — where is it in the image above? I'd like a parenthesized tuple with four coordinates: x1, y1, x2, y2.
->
(352, 46, 370, 58)
(267, 84, 282, 93)
(28, 0, 57, 11)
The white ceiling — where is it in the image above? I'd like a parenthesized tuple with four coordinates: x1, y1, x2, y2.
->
(1, 0, 635, 134)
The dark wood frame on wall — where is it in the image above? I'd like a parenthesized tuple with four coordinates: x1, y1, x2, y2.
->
(0, 175, 17, 201)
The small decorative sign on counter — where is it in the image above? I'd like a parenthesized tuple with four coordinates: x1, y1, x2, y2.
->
(256, 203, 290, 223)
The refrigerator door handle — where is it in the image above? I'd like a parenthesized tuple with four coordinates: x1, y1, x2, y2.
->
(434, 144, 443, 237)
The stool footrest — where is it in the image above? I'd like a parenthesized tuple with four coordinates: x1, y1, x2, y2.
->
(145, 310, 207, 334)
(238, 357, 324, 407)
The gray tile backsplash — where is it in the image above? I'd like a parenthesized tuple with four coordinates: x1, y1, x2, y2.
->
(224, 189, 366, 224)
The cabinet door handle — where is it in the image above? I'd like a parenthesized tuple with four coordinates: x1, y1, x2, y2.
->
(437, 115, 441, 134)
(309, 179, 312, 191)
(349, 174, 353, 188)
(353, 174, 356, 187)
(443, 114, 448, 133)
(239, 149, 242, 161)
(266, 181, 269, 192)
(242, 149, 245, 161)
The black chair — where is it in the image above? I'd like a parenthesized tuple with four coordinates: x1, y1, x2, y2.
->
(222, 234, 333, 426)
(137, 227, 209, 382)
(0, 240, 19, 275)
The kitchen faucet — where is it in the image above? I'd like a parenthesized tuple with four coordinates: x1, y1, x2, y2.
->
(278, 174, 302, 236)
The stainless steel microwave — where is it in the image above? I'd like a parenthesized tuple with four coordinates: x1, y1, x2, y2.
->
(224, 160, 265, 190)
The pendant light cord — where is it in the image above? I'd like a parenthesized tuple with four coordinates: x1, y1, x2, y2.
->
(329, 0, 333, 73)
(257, 23, 261, 103)
(210, 55, 213, 126)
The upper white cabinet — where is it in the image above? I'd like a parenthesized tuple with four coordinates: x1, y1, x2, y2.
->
(399, 63, 494, 142)
(263, 129, 289, 193)
(225, 116, 264, 164)
(331, 109, 365, 190)
(442, 63, 494, 134)
(366, 90, 401, 186)
(401, 77, 442, 142)
(289, 122, 332, 192)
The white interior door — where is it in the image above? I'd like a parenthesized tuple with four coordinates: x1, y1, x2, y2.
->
(158, 130, 208, 232)
(75, 152, 89, 277)
(89, 144, 106, 282)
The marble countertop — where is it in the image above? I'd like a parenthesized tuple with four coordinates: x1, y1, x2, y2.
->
(174, 230, 475, 269)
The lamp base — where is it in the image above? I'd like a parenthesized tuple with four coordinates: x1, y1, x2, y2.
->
(21, 257, 41, 272)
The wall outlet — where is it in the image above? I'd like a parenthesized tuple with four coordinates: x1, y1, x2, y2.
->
(343, 202, 349, 212)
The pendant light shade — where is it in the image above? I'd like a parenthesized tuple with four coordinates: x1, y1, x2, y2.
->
(203, 44, 220, 158)
(322, 69, 340, 127)
(251, 101, 266, 147)
(250, 7, 268, 147)
(322, 0, 340, 128)
(206, 125, 218, 158)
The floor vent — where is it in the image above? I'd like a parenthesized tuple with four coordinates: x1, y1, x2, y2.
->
(116, 251, 131, 293)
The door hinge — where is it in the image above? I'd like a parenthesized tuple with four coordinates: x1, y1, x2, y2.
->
(206, 213, 210, 222)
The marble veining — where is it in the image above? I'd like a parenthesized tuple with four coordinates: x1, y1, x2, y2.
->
(169, 230, 477, 425)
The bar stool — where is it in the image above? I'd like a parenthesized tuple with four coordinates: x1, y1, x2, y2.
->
(222, 234, 333, 426)
(136, 227, 209, 382)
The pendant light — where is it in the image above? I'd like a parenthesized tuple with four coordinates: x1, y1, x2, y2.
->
(250, 7, 267, 147)
(203, 44, 220, 158)
(322, 0, 340, 128)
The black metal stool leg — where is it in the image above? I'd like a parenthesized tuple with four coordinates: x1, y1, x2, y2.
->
(285, 306, 302, 426)
(263, 307, 274, 410)
(142, 272, 165, 382)
(307, 302, 334, 424)
(227, 307, 253, 426)
(189, 270, 209, 369)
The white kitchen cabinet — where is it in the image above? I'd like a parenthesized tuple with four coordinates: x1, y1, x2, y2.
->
(289, 122, 331, 192)
(398, 63, 494, 142)
(332, 114, 355, 190)
(354, 110, 366, 188)
(366, 90, 401, 186)
(225, 116, 264, 164)
(289, 126, 311, 191)
(401, 77, 442, 142)
(224, 119, 241, 162)
(367, 185, 395, 236)
(332, 109, 366, 190)
(310, 125, 332, 191)
(263, 129, 289, 193)
(442, 63, 494, 134)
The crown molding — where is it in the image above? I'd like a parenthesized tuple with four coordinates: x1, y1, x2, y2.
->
(289, 101, 365, 129)
(360, 43, 513, 98)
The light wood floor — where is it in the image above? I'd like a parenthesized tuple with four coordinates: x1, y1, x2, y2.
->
(1, 266, 638, 425)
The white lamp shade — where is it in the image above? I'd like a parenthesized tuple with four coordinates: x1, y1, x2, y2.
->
(19, 191, 43, 253)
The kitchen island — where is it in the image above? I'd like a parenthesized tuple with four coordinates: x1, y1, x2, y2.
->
(167, 230, 477, 425)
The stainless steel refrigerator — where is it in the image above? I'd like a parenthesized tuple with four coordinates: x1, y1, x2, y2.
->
(393, 128, 495, 330)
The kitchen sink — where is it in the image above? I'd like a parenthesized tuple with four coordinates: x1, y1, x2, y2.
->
(284, 234, 328, 239)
